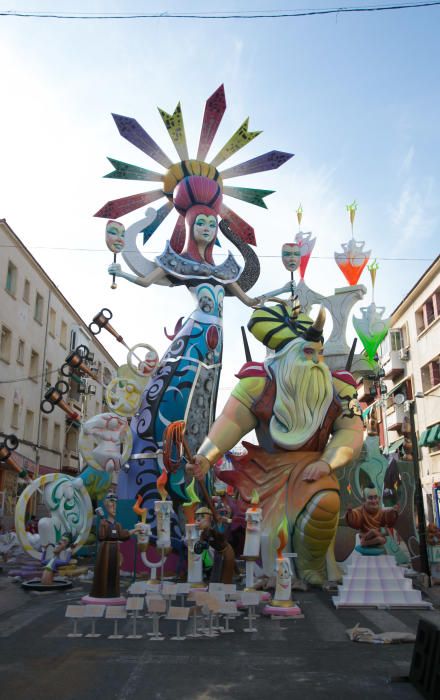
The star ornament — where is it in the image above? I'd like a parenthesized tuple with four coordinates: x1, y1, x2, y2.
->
(94, 85, 294, 248)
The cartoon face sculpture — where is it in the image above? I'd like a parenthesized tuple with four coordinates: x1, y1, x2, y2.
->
(281, 243, 301, 272)
(79, 413, 132, 473)
(105, 377, 143, 417)
(105, 220, 126, 253)
(193, 214, 218, 245)
(138, 348, 159, 376)
(245, 508, 263, 532)
(274, 556, 293, 601)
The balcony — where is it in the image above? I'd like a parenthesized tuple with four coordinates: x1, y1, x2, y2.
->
(381, 350, 407, 380)
(386, 403, 405, 431)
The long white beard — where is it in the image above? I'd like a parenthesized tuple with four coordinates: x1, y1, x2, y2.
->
(266, 342, 334, 450)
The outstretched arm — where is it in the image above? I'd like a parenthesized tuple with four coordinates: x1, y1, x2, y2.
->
(187, 396, 257, 479)
(226, 281, 262, 307)
(108, 263, 167, 288)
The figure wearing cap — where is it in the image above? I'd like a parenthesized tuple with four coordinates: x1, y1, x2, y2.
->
(194, 505, 236, 584)
(187, 304, 364, 585)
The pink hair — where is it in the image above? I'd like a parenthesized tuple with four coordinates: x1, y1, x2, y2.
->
(173, 176, 222, 263)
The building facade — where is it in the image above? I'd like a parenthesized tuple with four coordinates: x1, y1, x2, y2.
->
(0, 219, 118, 526)
(359, 255, 440, 525)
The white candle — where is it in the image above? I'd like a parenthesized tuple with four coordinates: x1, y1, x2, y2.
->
(186, 523, 203, 585)
(274, 556, 292, 603)
(154, 500, 172, 549)
(243, 505, 262, 559)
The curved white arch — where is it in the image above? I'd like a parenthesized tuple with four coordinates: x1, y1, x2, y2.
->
(122, 208, 172, 286)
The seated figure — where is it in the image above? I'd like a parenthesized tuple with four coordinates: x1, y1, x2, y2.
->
(345, 484, 399, 554)
(40, 532, 75, 585)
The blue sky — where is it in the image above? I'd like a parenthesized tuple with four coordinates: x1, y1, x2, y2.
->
(1, 1, 439, 407)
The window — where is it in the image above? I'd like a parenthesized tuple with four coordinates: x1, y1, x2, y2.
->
(45, 360, 53, 387)
(29, 349, 39, 381)
(34, 293, 44, 323)
(0, 326, 12, 363)
(5, 261, 17, 296)
(11, 402, 20, 429)
(415, 286, 440, 334)
(49, 308, 56, 336)
(380, 328, 403, 357)
(421, 356, 440, 393)
(52, 423, 61, 451)
(60, 320, 68, 348)
(400, 323, 409, 348)
(17, 339, 25, 365)
(24, 410, 34, 442)
(66, 427, 78, 453)
(41, 417, 49, 447)
(23, 279, 30, 303)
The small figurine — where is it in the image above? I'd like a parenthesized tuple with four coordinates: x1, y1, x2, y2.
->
(89, 492, 141, 600)
(40, 532, 75, 586)
(194, 505, 236, 584)
(345, 484, 399, 554)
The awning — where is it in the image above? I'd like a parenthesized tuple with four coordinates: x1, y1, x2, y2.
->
(383, 437, 405, 456)
(419, 423, 440, 448)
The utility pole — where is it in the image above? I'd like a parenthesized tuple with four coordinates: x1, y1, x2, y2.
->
(408, 399, 431, 580)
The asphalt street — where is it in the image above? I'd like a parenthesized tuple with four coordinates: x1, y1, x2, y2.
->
(1, 570, 439, 700)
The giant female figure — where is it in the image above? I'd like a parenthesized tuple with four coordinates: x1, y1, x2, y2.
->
(96, 87, 293, 566)
(109, 176, 267, 554)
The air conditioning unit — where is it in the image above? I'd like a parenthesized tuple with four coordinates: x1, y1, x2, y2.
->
(399, 348, 410, 361)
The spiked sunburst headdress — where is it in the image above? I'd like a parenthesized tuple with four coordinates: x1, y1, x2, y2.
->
(94, 85, 293, 252)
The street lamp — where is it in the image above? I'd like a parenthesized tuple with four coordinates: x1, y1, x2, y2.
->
(405, 398, 431, 581)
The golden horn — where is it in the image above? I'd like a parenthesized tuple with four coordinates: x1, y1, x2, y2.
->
(312, 306, 326, 333)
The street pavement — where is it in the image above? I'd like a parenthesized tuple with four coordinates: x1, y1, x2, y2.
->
(0, 567, 439, 700)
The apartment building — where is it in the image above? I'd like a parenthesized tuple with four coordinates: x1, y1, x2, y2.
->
(359, 255, 440, 523)
(0, 219, 118, 525)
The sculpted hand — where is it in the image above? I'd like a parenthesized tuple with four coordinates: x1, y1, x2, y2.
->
(302, 460, 331, 482)
(186, 454, 210, 481)
(108, 262, 122, 277)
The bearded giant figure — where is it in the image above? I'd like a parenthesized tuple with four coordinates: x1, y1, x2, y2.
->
(188, 303, 364, 585)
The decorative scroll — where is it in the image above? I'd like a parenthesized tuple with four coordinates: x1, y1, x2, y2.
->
(94, 190, 164, 219)
(158, 102, 189, 161)
(196, 84, 227, 161)
(104, 158, 164, 182)
(210, 118, 262, 168)
(112, 113, 172, 168)
(220, 150, 294, 179)
(222, 186, 274, 209)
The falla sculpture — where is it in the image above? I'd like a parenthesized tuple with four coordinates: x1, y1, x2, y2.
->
(13, 88, 397, 603)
